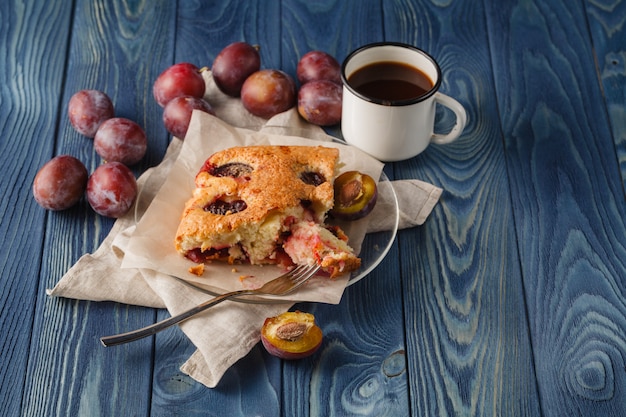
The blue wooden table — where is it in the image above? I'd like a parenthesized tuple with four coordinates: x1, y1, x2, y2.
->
(2, 0, 626, 415)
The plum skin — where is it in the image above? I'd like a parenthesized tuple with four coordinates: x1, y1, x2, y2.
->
(331, 171, 378, 220)
(241, 69, 296, 119)
(162, 96, 215, 139)
(212, 42, 261, 97)
(94, 117, 147, 165)
(297, 79, 342, 126)
(261, 311, 323, 360)
(86, 162, 137, 218)
(153, 62, 206, 107)
(32, 155, 88, 210)
(68, 89, 114, 137)
(296, 50, 341, 85)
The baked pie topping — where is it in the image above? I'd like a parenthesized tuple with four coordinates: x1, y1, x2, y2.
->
(174, 145, 360, 277)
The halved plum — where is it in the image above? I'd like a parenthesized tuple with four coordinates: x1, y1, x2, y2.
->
(331, 171, 378, 220)
(261, 311, 323, 360)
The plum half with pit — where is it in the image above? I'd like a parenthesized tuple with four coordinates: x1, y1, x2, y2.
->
(261, 311, 323, 360)
(331, 171, 378, 220)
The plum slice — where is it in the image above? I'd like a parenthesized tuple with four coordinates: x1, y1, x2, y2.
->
(261, 311, 323, 360)
(204, 199, 247, 215)
(210, 162, 253, 178)
(300, 170, 326, 186)
(331, 171, 378, 220)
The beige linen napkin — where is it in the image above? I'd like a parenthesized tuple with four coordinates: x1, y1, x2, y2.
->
(47, 73, 442, 388)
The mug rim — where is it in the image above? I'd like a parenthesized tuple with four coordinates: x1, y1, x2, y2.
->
(341, 42, 442, 106)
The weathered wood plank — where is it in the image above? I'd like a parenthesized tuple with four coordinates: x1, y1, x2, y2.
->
(486, 0, 626, 415)
(585, 0, 626, 185)
(279, 1, 409, 416)
(19, 0, 177, 415)
(386, 0, 542, 415)
(0, 1, 74, 416)
(4, 1, 624, 416)
(280, 0, 384, 74)
(148, 1, 285, 415)
(150, 323, 284, 416)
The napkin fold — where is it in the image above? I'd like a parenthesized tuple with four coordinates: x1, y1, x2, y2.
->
(47, 73, 442, 388)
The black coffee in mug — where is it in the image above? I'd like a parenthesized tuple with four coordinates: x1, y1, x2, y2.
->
(341, 42, 467, 161)
(347, 61, 433, 102)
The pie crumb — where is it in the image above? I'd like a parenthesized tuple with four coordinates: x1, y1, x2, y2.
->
(188, 264, 205, 276)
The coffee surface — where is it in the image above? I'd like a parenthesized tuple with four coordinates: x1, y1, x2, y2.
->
(348, 61, 433, 101)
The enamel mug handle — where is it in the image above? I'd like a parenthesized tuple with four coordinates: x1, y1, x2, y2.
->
(431, 92, 467, 145)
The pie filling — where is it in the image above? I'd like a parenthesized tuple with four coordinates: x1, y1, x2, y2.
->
(182, 212, 360, 278)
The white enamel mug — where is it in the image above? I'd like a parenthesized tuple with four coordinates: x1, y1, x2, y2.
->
(341, 42, 467, 162)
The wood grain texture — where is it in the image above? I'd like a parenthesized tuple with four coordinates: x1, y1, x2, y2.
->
(279, 1, 408, 415)
(486, 0, 626, 415)
(17, 1, 176, 416)
(385, 1, 542, 415)
(288, 264, 409, 417)
(0, 2, 73, 416)
(279, 235, 407, 416)
(280, 0, 383, 74)
(150, 322, 283, 417)
(585, 0, 626, 185)
(280, 0, 384, 140)
(172, 0, 282, 67)
(148, 1, 287, 414)
(3, 0, 626, 416)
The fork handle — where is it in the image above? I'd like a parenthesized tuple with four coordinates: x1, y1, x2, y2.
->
(100, 289, 250, 347)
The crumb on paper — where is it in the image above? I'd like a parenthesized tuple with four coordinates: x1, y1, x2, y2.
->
(188, 264, 205, 276)
(238, 274, 254, 282)
(231, 267, 238, 273)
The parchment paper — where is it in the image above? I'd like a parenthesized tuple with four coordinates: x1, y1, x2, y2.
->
(120, 110, 385, 304)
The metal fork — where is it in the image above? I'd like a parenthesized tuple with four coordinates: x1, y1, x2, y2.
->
(100, 263, 320, 347)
